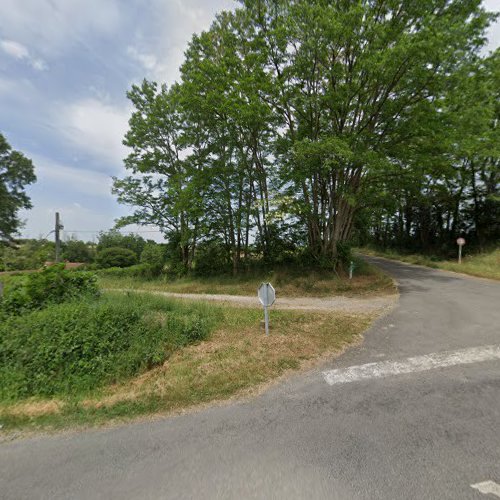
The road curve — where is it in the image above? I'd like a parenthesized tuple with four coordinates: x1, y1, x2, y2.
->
(1, 257, 499, 499)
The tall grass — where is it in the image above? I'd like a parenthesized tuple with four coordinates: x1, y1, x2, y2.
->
(361, 247, 500, 280)
(0, 293, 222, 401)
(98, 261, 394, 298)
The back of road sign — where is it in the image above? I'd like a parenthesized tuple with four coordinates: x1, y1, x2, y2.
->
(258, 282, 275, 307)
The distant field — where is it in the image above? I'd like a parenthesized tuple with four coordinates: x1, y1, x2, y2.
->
(360, 248, 500, 280)
(98, 261, 395, 298)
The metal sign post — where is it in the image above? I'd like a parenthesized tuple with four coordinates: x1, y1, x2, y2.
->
(456, 237, 466, 264)
(258, 282, 275, 336)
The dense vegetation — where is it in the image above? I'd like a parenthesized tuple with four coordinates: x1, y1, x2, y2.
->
(0, 293, 218, 400)
(0, 265, 98, 318)
(112, 0, 498, 273)
(0, 266, 219, 401)
(0, 232, 159, 272)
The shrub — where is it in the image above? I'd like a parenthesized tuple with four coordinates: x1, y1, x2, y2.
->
(96, 247, 137, 268)
(0, 293, 218, 400)
(96, 231, 146, 258)
(98, 263, 159, 279)
(62, 240, 94, 263)
(194, 240, 230, 276)
(140, 243, 165, 275)
(336, 241, 353, 270)
(0, 265, 99, 317)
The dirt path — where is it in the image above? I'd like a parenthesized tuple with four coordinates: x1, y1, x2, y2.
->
(109, 288, 397, 314)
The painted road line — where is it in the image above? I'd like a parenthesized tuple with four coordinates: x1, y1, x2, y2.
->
(323, 344, 500, 385)
(471, 480, 500, 497)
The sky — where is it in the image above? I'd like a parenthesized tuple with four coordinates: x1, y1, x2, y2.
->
(1, 0, 499, 243)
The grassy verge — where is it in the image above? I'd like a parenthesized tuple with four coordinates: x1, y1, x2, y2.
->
(0, 292, 373, 433)
(360, 247, 500, 280)
(98, 261, 394, 298)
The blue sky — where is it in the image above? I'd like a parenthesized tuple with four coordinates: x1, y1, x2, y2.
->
(1, 0, 498, 243)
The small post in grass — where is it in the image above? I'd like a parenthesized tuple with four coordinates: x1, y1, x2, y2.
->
(258, 282, 275, 336)
(349, 261, 354, 280)
(456, 237, 466, 264)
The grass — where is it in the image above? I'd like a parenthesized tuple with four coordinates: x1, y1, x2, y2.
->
(360, 247, 500, 280)
(98, 261, 395, 298)
(0, 292, 374, 433)
(0, 293, 220, 402)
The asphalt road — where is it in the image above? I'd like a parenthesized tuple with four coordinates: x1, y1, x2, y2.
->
(1, 257, 500, 499)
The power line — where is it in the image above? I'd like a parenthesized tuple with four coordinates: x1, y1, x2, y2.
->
(62, 229, 164, 234)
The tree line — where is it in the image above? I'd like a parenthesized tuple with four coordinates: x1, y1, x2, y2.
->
(0, 231, 165, 273)
(114, 0, 499, 273)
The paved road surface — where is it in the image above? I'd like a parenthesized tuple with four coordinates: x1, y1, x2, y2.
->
(1, 257, 500, 499)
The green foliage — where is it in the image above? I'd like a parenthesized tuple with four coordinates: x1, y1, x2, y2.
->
(96, 230, 146, 258)
(0, 133, 36, 242)
(336, 242, 353, 269)
(98, 263, 160, 279)
(114, 0, 496, 272)
(194, 240, 230, 276)
(0, 265, 99, 317)
(140, 242, 165, 274)
(96, 247, 138, 268)
(62, 239, 94, 263)
(1, 239, 54, 271)
(0, 293, 219, 400)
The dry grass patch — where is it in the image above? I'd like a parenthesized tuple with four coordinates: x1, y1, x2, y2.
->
(99, 262, 394, 298)
(0, 399, 64, 418)
(361, 247, 500, 280)
(0, 305, 375, 432)
(82, 308, 372, 411)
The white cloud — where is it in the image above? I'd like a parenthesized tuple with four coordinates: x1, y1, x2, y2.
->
(0, 39, 48, 71)
(126, 0, 235, 85)
(0, 39, 29, 59)
(19, 203, 118, 242)
(484, 0, 500, 52)
(56, 98, 131, 168)
(16, 154, 118, 239)
(30, 154, 113, 198)
(127, 46, 158, 71)
(0, 0, 122, 58)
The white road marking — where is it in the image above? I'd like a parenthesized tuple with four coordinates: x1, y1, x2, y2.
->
(323, 344, 500, 385)
(471, 480, 500, 497)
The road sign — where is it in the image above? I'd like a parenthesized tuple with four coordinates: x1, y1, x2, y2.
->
(258, 282, 275, 307)
(258, 282, 275, 336)
(456, 238, 465, 263)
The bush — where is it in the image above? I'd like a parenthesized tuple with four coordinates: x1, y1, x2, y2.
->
(96, 231, 146, 258)
(194, 240, 230, 276)
(336, 241, 353, 270)
(96, 247, 137, 268)
(0, 265, 99, 317)
(62, 240, 94, 263)
(0, 293, 218, 400)
(98, 263, 159, 279)
(140, 243, 165, 275)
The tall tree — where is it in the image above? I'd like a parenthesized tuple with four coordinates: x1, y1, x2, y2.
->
(116, 0, 496, 270)
(242, 0, 493, 260)
(0, 133, 36, 242)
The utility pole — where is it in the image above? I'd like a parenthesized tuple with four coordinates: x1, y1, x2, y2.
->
(55, 212, 63, 263)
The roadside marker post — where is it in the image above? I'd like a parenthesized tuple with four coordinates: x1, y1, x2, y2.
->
(349, 261, 354, 280)
(258, 282, 275, 336)
(456, 237, 466, 264)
